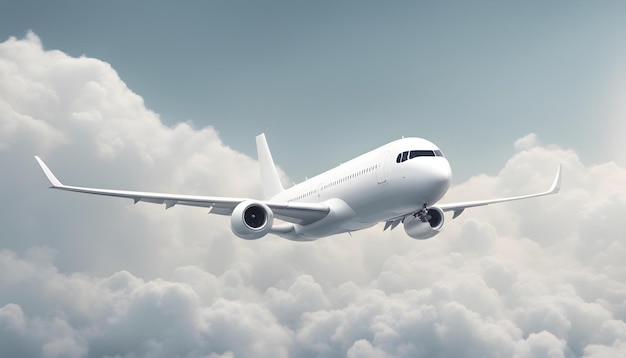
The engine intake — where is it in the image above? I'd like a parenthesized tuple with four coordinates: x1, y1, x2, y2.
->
(230, 201, 273, 240)
(403, 206, 445, 240)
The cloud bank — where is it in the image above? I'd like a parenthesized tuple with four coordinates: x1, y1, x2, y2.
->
(1, 32, 625, 358)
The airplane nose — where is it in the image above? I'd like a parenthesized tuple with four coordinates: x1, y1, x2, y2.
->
(428, 159, 451, 202)
(403, 157, 452, 206)
(434, 160, 451, 185)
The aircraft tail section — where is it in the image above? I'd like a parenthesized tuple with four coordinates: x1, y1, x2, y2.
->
(256, 133, 285, 199)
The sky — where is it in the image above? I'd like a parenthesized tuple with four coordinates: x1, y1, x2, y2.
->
(1, 1, 626, 357)
(1, 0, 625, 181)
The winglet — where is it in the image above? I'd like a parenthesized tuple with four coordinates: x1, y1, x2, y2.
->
(34, 156, 63, 188)
(256, 133, 285, 199)
(548, 164, 562, 194)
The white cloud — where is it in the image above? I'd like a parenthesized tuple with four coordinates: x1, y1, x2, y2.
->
(1, 32, 626, 357)
(514, 133, 541, 152)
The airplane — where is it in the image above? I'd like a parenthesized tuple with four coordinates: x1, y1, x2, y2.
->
(35, 134, 561, 241)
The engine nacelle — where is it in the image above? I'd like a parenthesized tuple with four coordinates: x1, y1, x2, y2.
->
(403, 207, 445, 240)
(230, 201, 274, 240)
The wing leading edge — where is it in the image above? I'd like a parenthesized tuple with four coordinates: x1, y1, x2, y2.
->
(438, 164, 562, 219)
(34, 156, 329, 225)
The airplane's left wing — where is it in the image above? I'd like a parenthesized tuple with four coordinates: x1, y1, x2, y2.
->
(34, 156, 329, 225)
(438, 164, 562, 219)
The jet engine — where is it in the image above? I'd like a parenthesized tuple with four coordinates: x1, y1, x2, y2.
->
(230, 201, 274, 240)
(403, 206, 445, 240)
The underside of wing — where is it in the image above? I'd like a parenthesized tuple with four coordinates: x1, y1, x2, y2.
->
(266, 202, 330, 225)
(438, 164, 562, 219)
(34, 156, 329, 226)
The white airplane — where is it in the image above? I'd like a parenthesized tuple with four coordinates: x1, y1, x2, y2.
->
(35, 134, 561, 241)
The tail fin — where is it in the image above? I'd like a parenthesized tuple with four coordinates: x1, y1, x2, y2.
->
(256, 133, 285, 199)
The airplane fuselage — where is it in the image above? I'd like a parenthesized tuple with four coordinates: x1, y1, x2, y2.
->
(271, 138, 452, 239)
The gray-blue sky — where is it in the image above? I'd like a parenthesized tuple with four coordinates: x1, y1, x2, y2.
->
(2, 1, 624, 182)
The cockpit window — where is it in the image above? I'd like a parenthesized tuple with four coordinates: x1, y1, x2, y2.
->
(409, 150, 435, 159)
(396, 149, 444, 163)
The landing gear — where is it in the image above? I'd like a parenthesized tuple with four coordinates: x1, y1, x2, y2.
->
(414, 204, 431, 223)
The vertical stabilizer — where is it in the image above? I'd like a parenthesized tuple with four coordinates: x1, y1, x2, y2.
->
(256, 133, 285, 199)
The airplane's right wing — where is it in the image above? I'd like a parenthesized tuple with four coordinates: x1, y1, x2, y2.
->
(34, 156, 329, 225)
(438, 164, 562, 219)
